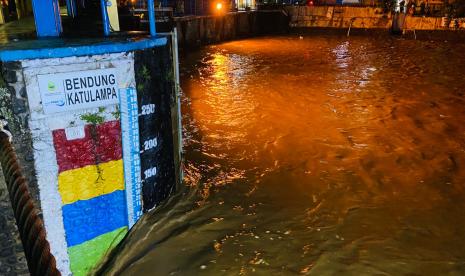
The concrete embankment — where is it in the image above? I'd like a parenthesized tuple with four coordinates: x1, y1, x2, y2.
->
(287, 6, 392, 29)
(173, 8, 465, 47)
(286, 6, 465, 40)
(287, 6, 465, 30)
(173, 11, 289, 48)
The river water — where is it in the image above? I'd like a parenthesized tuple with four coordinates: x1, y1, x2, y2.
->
(101, 35, 465, 275)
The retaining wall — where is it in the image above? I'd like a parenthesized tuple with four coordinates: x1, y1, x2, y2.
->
(287, 6, 392, 29)
(287, 6, 465, 31)
(173, 11, 289, 48)
(403, 16, 465, 30)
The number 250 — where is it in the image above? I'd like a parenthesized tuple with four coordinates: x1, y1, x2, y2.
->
(141, 104, 155, 115)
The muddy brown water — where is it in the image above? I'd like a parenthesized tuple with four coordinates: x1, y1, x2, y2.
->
(100, 35, 465, 275)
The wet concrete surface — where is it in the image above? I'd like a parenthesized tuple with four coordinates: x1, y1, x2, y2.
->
(0, 17, 36, 44)
(0, 167, 29, 275)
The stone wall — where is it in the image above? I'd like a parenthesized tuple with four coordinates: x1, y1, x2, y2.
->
(403, 16, 465, 30)
(287, 6, 392, 29)
(0, 62, 39, 209)
(173, 8, 465, 44)
(287, 6, 465, 31)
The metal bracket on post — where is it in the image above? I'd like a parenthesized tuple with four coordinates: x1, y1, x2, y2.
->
(148, 0, 157, 37)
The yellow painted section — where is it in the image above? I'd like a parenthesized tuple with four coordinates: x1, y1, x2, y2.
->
(58, 160, 124, 205)
(0, 5, 4, 25)
(107, 0, 120, 31)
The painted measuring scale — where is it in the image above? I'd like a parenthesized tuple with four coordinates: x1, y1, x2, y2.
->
(120, 87, 143, 227)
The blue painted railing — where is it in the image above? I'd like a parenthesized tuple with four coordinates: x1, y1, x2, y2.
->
(32, 0, 158, 38)
(100, 0, 157, 36)
(100, 0, 111, 36)
(148, 0, 157, 37)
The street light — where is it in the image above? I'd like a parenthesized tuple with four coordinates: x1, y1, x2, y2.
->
(214, 1, 225, 14)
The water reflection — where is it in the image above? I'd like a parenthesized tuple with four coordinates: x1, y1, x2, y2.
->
(100, 35, 465, 275)
(333, 41, 351, 69)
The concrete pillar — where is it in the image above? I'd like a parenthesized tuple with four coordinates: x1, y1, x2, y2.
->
(0, 36, 178, 275)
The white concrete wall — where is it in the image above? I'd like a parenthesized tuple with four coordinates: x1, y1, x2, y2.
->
(20, 52, 135, 275)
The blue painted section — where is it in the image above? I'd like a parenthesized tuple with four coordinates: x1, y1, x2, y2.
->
(32, 0, 62, 37)
(62, 190, 127, 247)
(65, 0, 71, 16)
(0, 37, 167, 62)
(120, 87, 143, 227)
(148, 0, 157, 36)
(66, 0, 78, 18)
(100, 0, 111, 36)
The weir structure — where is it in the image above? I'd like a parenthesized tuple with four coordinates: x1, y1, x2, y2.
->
(0, 1, 182, 275)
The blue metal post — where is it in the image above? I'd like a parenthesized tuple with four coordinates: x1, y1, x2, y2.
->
(66, 0, 78, 18)
(31, 0, 62, 37)
(100, 0, 111, 36)
(148, 0, 157, 37)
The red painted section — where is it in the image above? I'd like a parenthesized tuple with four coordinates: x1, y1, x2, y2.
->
(53, 121, 122, 173)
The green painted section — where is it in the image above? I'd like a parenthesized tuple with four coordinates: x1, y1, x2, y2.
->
(68, 226, 128, 276)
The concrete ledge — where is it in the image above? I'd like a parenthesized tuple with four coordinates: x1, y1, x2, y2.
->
(0, 36, 167, 62)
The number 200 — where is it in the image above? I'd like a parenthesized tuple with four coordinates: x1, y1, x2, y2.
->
(144, 138, 157, 151)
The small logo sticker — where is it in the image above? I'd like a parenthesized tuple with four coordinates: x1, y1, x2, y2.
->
(48, 81, 56, 92)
